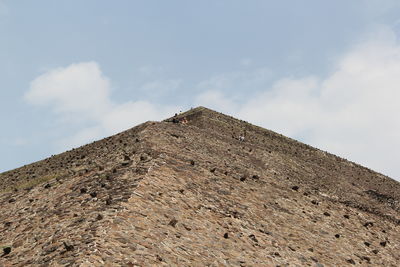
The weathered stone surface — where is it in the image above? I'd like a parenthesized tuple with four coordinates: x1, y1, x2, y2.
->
(0, 107, 399, 266)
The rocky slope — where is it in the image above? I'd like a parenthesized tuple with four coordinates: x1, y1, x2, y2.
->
(0, 107, 399, 266)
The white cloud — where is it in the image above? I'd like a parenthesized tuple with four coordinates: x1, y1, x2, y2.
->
(26, 62, 179, 149)
(197, 28, 400, 179)
(238, 77, 321, 137)
(26, 62, 113, 121)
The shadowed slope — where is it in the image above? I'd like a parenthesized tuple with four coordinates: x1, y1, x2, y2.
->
(0, 107, 399, 266)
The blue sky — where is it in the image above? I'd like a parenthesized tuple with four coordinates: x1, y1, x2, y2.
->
(1, 0, 400, 180)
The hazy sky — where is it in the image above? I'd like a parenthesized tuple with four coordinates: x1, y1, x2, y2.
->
(1, 0, 400, 180)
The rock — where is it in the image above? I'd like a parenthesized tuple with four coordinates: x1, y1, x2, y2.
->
(63, 241, 74, 251)
(80, 188, 87, 194)
(183, 224, 192, 231)
(311, 200, 319, 205)
(90, 192, 97, 198)
(364, 222, 374, 228)
(362, 256, 371, 263)
(12, 239, 23, 248)
(248, 234, 258, 242)
(3, 246, 11, 255)
(346, 259, 356, 265)
(380, 241, 387, 247)
(323, 212, 331, 217)
(121, 161, 130, 166)
(156, 255, 163, 262)
(224, 233, 229, 239)
(43, 245, 57, 255)
(291, 186, 299, 191)
(169, 218, 178, 227)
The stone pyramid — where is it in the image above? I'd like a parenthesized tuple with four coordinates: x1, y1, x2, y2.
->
(0, 107, 399, 266)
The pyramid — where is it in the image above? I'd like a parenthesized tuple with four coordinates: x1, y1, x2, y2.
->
(0, 107, 399, 266)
